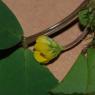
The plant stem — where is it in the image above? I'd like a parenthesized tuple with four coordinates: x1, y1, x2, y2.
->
(25, 0, 89, 46)
(63, 25, 89, 51)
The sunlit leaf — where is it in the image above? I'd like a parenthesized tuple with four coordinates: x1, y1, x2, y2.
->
(0, 1, 23, 50)
(0, 48, 57, 95)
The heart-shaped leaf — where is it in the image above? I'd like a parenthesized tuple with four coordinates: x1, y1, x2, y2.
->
(0, 1, 23, 50)
(0, 48, 57, 95)
(51, 48, 95, 95)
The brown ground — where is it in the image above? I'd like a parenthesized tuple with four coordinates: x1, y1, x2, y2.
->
(4, 0, 88, 81)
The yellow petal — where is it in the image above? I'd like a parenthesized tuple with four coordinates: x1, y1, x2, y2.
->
(44, 50, 54, 60)
(34, 42, 50, 52)
(33, 35, 64, 64)
(34, 43, 54, 60)
(34, 51, 48, 63)
(36, 35, 50, 44)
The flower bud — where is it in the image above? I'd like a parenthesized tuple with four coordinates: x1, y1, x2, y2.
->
(33, 35, 64, 64)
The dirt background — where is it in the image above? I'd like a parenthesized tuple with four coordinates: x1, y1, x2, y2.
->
(4, 0, 88, 81)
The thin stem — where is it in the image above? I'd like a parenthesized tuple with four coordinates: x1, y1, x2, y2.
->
(63, 26, 89, 51)
(25, 0, 89, 46)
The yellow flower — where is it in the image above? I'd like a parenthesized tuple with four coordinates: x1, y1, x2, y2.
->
(33, 35, 64, 64)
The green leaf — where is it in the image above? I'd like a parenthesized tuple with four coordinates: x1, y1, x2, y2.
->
(78, 9, 90, 27)
(0, 1, 23, 50)
(51, 53, 87, 94)
(51, 48, 95, 95)
(0, 48, 57, 95)
(87, 48, 95, 93)
(78, 7, 95, 30)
